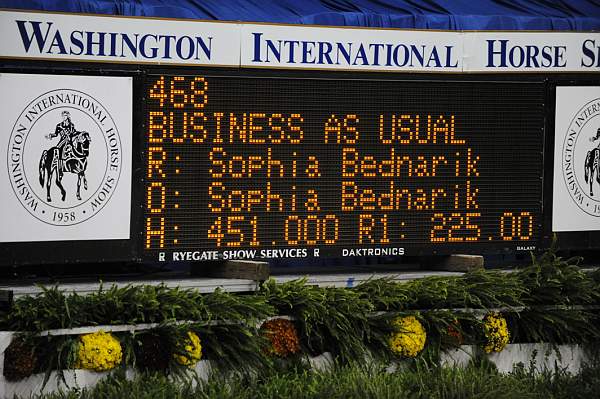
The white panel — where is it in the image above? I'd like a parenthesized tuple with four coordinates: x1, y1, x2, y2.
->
(0, 73, 132, 241)
(464, 32, 600, 72)
(0, 10, 240, 66)
(241, 23, 463, 72)
(553, 86, 600, 232)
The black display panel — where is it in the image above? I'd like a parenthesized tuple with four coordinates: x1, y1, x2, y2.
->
(143, 75, 544, 261)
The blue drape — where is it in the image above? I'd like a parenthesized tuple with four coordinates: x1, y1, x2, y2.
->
(1, 0, 599, 30)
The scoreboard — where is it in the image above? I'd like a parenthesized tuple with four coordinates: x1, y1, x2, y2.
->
(3, 11, 600, 267)
(143, 74, 544, 260)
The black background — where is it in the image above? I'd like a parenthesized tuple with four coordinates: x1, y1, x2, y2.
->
(143, 74, 545, 258)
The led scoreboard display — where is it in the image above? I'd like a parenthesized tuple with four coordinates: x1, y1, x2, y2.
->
(143, 75, 544, 260)
(3, 10, 600, 269)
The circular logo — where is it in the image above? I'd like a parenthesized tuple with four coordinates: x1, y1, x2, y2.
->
(7, 89, 122, 226)
(561, 98, 600, 217)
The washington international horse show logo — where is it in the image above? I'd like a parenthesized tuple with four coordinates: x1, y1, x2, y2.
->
(561, 98, 600, 217)
(7, 88, 122, 226)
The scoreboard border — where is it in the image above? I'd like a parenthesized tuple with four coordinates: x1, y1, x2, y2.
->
(1, 57, 599, 265)
(138, 68, 547, 259)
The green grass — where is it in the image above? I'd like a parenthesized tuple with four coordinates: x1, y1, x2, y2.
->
(28, 360, 600, 399)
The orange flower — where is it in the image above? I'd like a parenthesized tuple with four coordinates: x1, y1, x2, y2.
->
(446, 320, 464, 346)
(260, 318, 301, 358)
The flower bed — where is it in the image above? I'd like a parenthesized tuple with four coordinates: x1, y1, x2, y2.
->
(1, 246, 599, 396)
(0, 333, 592, 398)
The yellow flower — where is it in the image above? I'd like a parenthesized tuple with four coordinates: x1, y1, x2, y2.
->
(483, 312, 510, 353)
(75, 331, 122, 372)
(175, 331, 202, 367)
(388, 315, 426, 358)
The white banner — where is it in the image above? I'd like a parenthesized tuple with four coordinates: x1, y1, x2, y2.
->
(0, 73, 132, 242)
(464, 32, 600, 72)
(0, 10, 240, 66)
(1, 10, 599, 72)
(553, 86, 600, 232)
(240, 24, 463, 72)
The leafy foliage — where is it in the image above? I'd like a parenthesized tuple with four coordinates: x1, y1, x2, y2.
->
(355, 270, 526, 312)
(260, 278, 373, 362)
(191, 322, 269, 372)
(516, 244, 594, 306)
(0, 285, 274, 332)
(505, 309, 600, 344)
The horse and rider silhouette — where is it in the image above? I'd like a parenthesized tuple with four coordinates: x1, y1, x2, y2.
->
(584, 127, 600, 197)
(38, 110, 91, 202)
